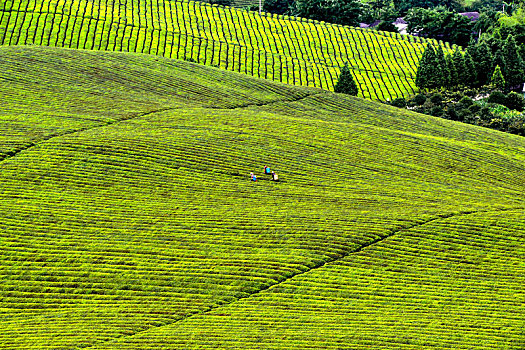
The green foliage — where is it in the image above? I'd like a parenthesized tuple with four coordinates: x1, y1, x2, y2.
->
(468, 41, 493, 87)
(391, 97, 407, 107)
(505, 92, 525, 111)
(0, 0, 448, 101)
(405, 88, 525, 135)
(491, 65, 506, 91)
(430, 92, 443, 105)
(464, 52, 478, 88)
(393, 0, 462, 14)
(416, 44, 443, 90)
(262, 0, 293, 14)
(445, 53, 458, 88)
(501, 35, 525, 89)
(334, 64, 359, 96)
(375, 20, 399, 32)
(205, 0, 232, 6)
(290, 0, 362, 26)
(488, 90, 507, 105)
(452, 49, 467, 86)
(413, 93, 428, 105)
(405, 7, 473, 46)
(1, 45, 525, 349)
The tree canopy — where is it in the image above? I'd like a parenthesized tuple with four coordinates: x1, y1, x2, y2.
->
(290, 0, 362, 26)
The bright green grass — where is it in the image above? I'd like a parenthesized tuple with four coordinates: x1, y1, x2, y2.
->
(0, 46, 524, 349)
(0, 0, 451, 100)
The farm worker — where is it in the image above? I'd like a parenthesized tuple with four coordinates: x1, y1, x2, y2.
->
(250, 172, 257, 182)
(271, 171, 278, 181)
(264, 165, 271, 174)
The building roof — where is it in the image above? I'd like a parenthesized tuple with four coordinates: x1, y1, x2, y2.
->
(393, 17, 407, 25)
(459, 12, 480, 21)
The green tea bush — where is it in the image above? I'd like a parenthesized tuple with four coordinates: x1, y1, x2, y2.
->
(0, 0, 450, 100)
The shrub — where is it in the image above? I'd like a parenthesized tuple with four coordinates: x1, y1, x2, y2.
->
(488, 91, 507, 105)
(505, 92, 525, 111)
(458, 96, 474, 107)
(413, 93, 427, 106)
(468, 104, 481, 114)
(391, 97, 407, 108)
(429, 93, 443, 105)
(430, 106, 443, 117)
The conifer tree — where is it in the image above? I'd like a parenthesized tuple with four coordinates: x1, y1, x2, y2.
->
(334, 63, 359, 96)
(475, 42, 493, 87)
(434, 45, 448, 88)
(445, 54, 458, 89)
(452, 49, 466, 87)
(464, 52, 478, 88)
(491, 65, 506, 91)
(501, 35, 525, 89)
(416, 44, 437, 90)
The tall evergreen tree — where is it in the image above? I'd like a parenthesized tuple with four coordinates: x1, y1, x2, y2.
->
(491, 65, 506, 90)
(416, 43, 436, 90)
(464, 52, 478, 88)
(434, 45, 448, 88)
(501, 35, 525, 89)
(475, 42, 494, 86)
(452, 49, 466, 87)
(445, 54, 458, 89)
(334, 63, 359, 96)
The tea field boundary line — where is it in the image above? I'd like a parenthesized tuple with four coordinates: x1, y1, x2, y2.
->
(80, 206, 524, 349)
(0, 107, 176, 165)
(0, 91, 324, 166)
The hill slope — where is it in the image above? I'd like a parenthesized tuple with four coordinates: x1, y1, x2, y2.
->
(0, 0, 448, 100)
(0, 46, 524, 349)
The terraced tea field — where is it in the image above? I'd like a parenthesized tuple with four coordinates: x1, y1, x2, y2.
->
(0, 46, 524, 349)
(0, 0, 449, 100)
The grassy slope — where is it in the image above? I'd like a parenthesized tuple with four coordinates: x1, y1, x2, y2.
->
(0, 0, 448, 100)
(0, 46, 524, 349)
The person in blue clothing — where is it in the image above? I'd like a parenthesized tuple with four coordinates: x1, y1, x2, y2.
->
(264, 165, 271, 175)
(250, 172, 257, 182)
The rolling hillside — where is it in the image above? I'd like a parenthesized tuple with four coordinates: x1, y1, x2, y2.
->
(0, 46, 524, 349)
(0, 0, 450, 100)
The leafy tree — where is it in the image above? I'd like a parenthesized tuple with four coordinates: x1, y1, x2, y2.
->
(206, 0, 232, 6)
(501, 34, 525, 89)
(391, 97, 407, 108)
(405, 7, 473, 46)
(393, 0, 462, 14)
(375, 20, 399, 32)
(263, 0, 293, 14)
(291, 0, 362, 26)
(490, 65, 506, 90)
(334, 64, 358, 96)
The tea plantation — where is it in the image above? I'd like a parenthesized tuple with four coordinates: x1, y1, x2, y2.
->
(0, 0, 450, 100)
(0, 46, 524, 349)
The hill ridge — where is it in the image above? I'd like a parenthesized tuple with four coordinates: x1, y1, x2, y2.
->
(0, 46, 524, 349)
(0, 0, 452, 100)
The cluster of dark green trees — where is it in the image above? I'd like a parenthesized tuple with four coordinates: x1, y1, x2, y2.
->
(416, 34, 525, 92)
(391, 89, 525, 136)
